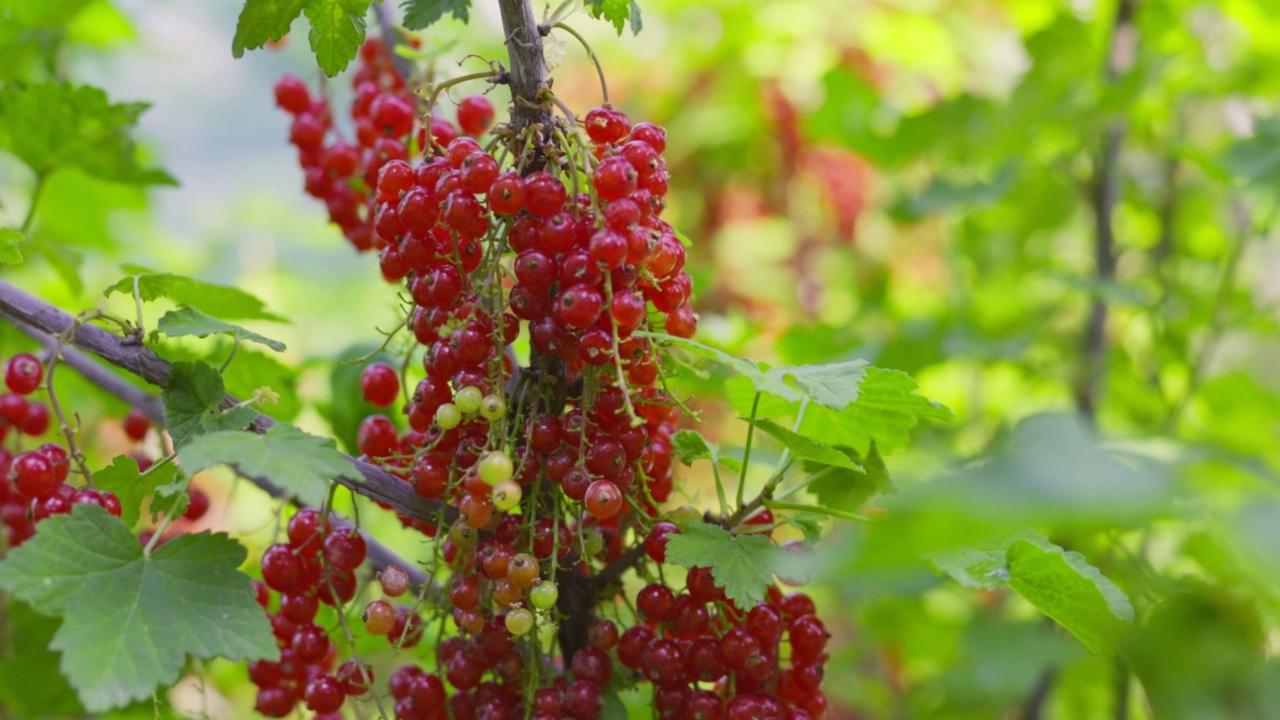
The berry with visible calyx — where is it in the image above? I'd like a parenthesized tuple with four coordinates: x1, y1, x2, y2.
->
(363, 599, 396, 635)
(585, 106, 630, 144)
(491, 480, 522, 511)
(4, 354, 42, 395)
(505, 608, 534, 636)
(584, 480, 623, 519)
(530, 581, 559, 610)
(479, 394, 506, 421)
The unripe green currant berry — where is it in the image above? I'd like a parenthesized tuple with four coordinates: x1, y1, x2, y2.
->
(449, 519, 477, 548)
(581, 528, 605, 557)
(479, 394, 506, 421)
(491, 480, 522, 511)
(530, 581, 559, 610)
(435, 403, 462, 430)
(505, 607, 534, 635)
(478, 451, 514, 486)
(455, 386, 483, 414)
(670, 505, 701, 525)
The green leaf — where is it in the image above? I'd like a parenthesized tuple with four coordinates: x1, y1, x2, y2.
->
(747, 418, 863, 471)
(0, 82, 175, 185)
(0, 600, 83, 716)
(0, 505, 277, 711)
(928, 531, 1134, 654)
(665, 521, 783, 608)
(786, 512, 825, 546)
(599, 691, 628, 720)
(0, 227, 21, 264)
(151, 474, 191, 522)
(232, 0, 305, 58)
(584, 0, 634, 34)
(93, 455, 182, 529)
(178, 422, 356, 507)
(1005, 535, 1134, 655)
(105, 267, 284, 322)
(156, 305, 286, 352)
(203, 404, 260, 433)
(656, 333, 950, 453)
(671, 429, 716, 464)
(161, 361, 226, 448)
(928, 546, 1009, 590)
(808, 441, 890, 511)
(303, 0, 368, 76)
(1221, 116, 1280, 185)
(400, 0, 470, 30)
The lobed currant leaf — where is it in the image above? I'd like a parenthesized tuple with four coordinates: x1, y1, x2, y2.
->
(303, 0, 368, 77)
(664, 521, 784, 608)
(105, 266, 284, 321)
(584, 0, 637, 35)
(232, 0, 306, 58)
(178, 421, 356, 507)
(0, 505, 277, 712)
(93, 455, 183, 528)
(161, 360, 226, 449)
(0, 82, 175, 185)
(400, 0, 470, 30)
(156, 304, 286, 352)
(930, 530, 1134, 655)
(807, 441, 890, 512)
(670, 429, 739, 470)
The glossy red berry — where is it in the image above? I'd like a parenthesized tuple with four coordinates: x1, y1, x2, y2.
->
(261, 543, 303, 593)
(457, 95, 495, 136)
(323, 529, 368, 572)
(584, 106, 631, 144)
(360, 363, 401, 407)
(183, 488, 210, 521)
(4, 354, 42, 395)
(12, 451, 54, 499)
(304, 673, 344, 714)
(274, 75, 311, 114)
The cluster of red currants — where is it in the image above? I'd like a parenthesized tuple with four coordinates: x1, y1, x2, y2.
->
(268, 35, 827, 720)
(0, 353, 122, 546)
(275, 38, 477, 253)
(249, 507, 412, 717)
(617, 573, 829, 720)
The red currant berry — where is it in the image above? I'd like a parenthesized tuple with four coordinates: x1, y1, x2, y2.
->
(122, 408, 150, 441)
(4, 354, 42, 395)
(456, 95, 495, 136)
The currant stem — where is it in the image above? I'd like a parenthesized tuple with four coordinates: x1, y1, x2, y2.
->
(735, 392, 761, 509)
(553, 22, 610, 106)
(761, 499, 872, 523)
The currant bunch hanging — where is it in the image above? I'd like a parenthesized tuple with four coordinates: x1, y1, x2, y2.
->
(263, 33, 829, 720)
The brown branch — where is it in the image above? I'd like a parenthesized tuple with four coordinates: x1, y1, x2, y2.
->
(1077, 0, 1138, 425)
(0, 280, 457, 532)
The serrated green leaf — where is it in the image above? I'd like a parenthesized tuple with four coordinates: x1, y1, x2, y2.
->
(747, 418, 863, 471)
(231, 0, 305, 58)
(400, 0, 470, 30)
(105, 267, 284, 322)
(585, 0, 629, 34)
(156, 305, 286, 352)
(93, 455, 182, 528)
(203, 404, 260, 433)
(1004, 534, 1134, 655)
(658, 333, 950, 453)
(304, 0, 368, 76)
(151, 473, 191, 522)
(0, 505, 277, 711)
(672, 429, 716, 464)
(665, 521, 782, 608)
(786, 512, 825, 546)
(0, 227, 21, 264)
(178, 422, 355, 507)
(161, 361, 225, 448)
(0, 82, 174, 185)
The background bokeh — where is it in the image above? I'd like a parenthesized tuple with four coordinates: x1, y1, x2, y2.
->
(3, 0, 1280, 717)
